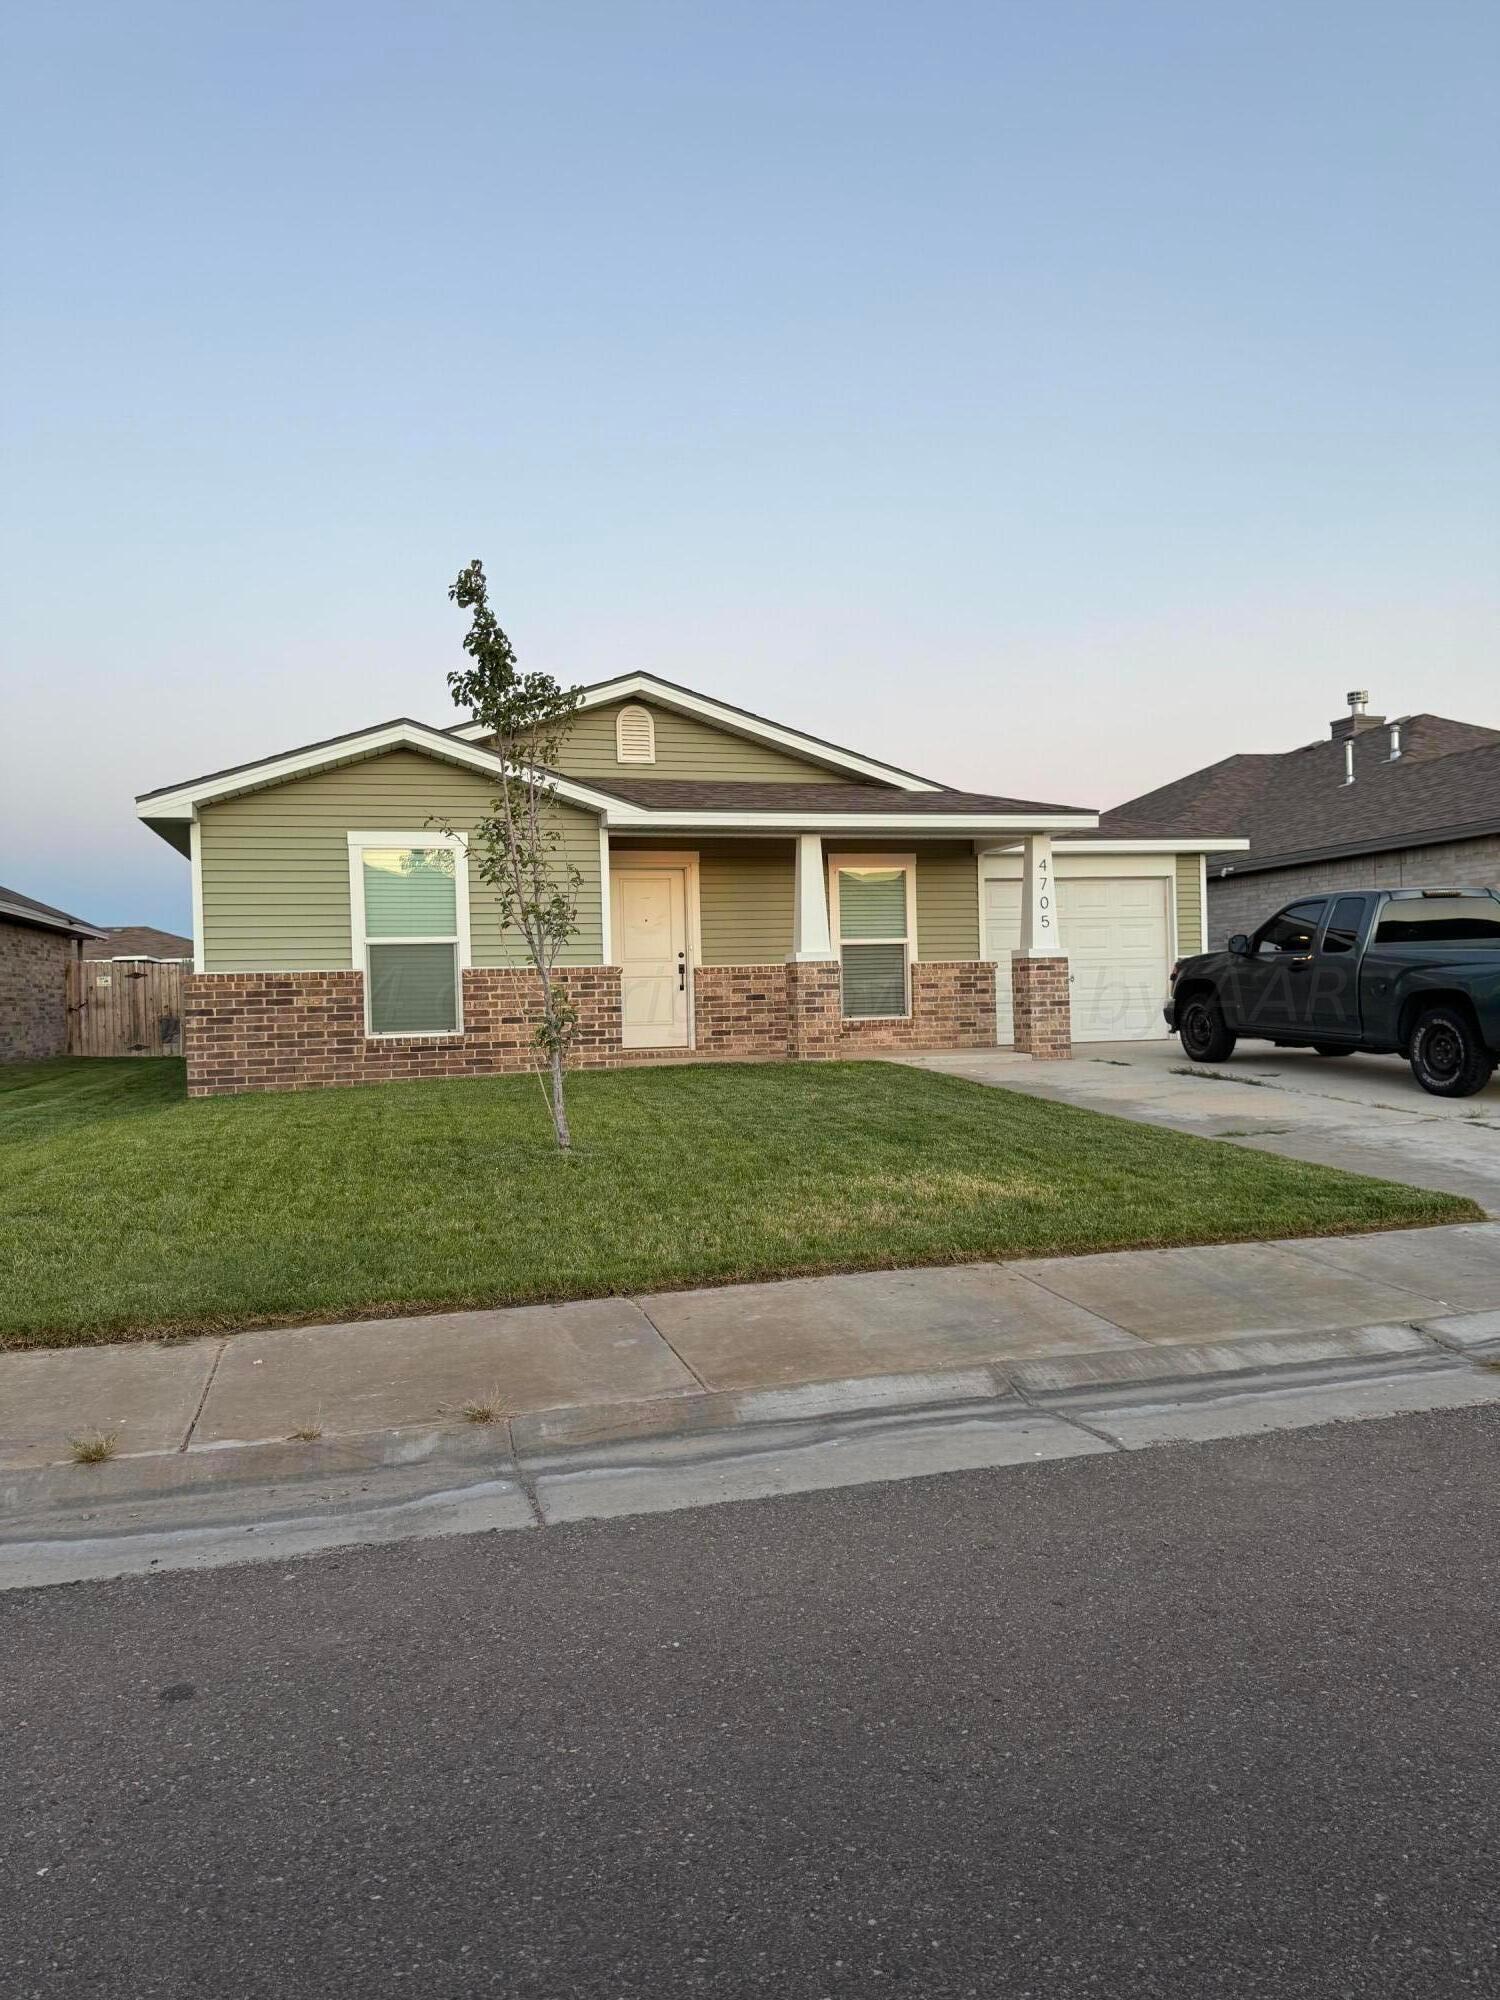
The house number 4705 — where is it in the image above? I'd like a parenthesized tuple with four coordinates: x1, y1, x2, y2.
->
(1034, 853, 1053, 935)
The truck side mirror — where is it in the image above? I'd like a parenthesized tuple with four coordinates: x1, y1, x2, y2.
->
(1228, 933, 1251, 956)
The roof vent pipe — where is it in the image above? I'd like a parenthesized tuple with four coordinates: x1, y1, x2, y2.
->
(1347, 689, 1368, 715)
(1389, 722, 1402, 760)
(1344, 740, 1355, 785)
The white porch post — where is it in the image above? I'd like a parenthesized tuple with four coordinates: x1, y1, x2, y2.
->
(598, 824, 613, 962)
(1016, 833, 1060, 955)
(788, 833, 833, 960)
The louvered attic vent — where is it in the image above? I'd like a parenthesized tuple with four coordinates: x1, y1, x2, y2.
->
(616, 704, 656, 763)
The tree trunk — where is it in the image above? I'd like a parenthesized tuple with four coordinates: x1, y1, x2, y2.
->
(548, 1044, 572, 1153)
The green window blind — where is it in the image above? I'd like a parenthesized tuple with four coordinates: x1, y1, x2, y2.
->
(838, 868, 906, 940)
(841, 942, 907, 1018)
(368, 943, 459, 1034)
(362, 847, 457, 938)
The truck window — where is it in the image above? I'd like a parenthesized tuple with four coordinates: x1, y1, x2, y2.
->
(1374, 898, 1500, 945)
(1254, 901, 1325, 956)
(1320, 896, 1366, 955)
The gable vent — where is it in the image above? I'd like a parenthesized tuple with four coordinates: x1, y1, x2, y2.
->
(616, 704, 656, 764)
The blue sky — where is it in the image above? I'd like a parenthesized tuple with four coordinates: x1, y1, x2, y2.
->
(4, 1, 1497, 929)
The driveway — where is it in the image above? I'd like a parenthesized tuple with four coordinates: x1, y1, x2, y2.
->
(900, 1038, 1500, 1215)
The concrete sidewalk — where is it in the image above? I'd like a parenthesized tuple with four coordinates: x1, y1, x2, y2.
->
(6, 1221, 1500, 1474)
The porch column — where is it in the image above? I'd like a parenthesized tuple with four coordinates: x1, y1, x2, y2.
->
(1011, 833, 1072, 1058)
(789, 833, 833, 960)
(787, 832, 840, 1058)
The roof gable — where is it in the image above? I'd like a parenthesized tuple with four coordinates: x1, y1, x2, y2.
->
(451, 672, 942, 790)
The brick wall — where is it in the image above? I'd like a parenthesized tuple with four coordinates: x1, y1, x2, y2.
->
(1208, 835, 1500, 946)
(834, 961, 997, 1052)
(184, 968, 624, 1097)
(185, 957, 1002, 1095)
(1010, 955, 1072, 1058)
(0, 921, 72, 1063)
(693, 965, 790, 1058)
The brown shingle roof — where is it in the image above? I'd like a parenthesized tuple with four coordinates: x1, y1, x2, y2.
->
(0, 884, 103, 938)
(84, 925, 193, 961)
(1098, 714, 1500, 873)
(592, 778, 1095, 816)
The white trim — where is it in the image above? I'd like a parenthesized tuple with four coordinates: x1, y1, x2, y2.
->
(611, 811, 1099, 833)
(189, 815, 205, 973)
(608, 849, 701, 1047)
(456, 673, 941, 790)
(982, 838, 1248, 855)
(789, 832, 833, 961)
(137, 721, 621, 822)
(347, 831, 471, 1038)
(1198, 853, 1209, 955)
(599, 825, 613, 963)
(827, 852, 918, 1020)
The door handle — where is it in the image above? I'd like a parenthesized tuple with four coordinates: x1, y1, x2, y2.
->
(1287, 956, 1312, 970)
(678, 952, 686, 992)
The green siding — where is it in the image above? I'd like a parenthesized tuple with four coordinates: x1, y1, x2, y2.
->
(697, 841, 795, 963)
(828, 841, 980, 961)
(198, 750, 603, 971)
(1174, 853, 1204, 954)
(553, 701, 857, 784)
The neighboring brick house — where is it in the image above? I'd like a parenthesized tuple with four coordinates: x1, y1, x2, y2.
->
(83, 925, 192, 963)
(135, 674, 1232, 1096)
(0, 885, 104, 1063)
(1101, 696, 1500, 947)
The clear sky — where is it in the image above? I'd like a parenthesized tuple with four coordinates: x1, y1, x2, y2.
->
(4, 1, 1497, 929)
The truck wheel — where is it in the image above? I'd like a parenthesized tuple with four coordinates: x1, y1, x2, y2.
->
(1179, 995, 1236, 1064)
(1408, 1006, 1496, 1098)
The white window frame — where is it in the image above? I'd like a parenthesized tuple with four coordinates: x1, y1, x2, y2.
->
(827, 852, 918, 1020)
(347, 831, 471, 1039)
(616, 703, 656, 764)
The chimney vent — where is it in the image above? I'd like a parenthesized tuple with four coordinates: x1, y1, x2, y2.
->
(1389, 723, 1402, 760)
(1330, 691, 1387, 741)
(1344, 740, 1355, 785)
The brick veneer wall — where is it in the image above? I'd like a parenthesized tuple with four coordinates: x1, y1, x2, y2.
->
(184, 968, 624, 1097)
(0, 921, 73, 1063)
(1010, 954, 1072, 1058)
(1207, 835, 1500, 947)
(693, 965, 790, 1058)
(834, 961, 997, 1052)
(185, 958, 1002, 1095)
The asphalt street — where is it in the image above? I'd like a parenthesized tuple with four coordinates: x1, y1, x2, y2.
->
(6, 1406, 1500, 1998)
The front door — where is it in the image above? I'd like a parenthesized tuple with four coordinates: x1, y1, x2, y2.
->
(1226, 899, 1326, 1037)
(618, 869, 690, 1048)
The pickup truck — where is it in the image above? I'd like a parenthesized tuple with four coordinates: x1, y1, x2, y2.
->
(1165, 887, 1500, 1097)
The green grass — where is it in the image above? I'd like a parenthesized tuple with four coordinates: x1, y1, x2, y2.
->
(0, 1057, 1476, 1350)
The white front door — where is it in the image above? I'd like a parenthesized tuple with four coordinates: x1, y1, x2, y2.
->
(618, 869, 690, 1048)
(986, 873, 1172, 1043)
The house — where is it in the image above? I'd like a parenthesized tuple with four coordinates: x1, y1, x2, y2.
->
(135, 675, 1240, 1097)
(0, 884, 104, 1063)
(83, 925, 193, 964)
(1103, 693, 1500, 947)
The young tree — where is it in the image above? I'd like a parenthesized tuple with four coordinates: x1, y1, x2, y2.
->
(443, 561, 584, 1151)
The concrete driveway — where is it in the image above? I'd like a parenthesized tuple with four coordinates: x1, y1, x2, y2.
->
(899, 1038, 1500, 1215)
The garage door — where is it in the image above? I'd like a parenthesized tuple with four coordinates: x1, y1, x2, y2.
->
(985, 876, 1171, 1043)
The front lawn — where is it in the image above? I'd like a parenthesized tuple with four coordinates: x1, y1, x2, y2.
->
(0, 1058, 1475, 1349)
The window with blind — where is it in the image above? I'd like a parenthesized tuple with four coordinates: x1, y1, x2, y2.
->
(833, 861, 913, 1019)
(349, 838, 467, 1035)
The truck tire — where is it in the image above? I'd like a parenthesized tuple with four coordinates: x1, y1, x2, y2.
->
(1408, 1005, 1496, 1099)
(1178, 994, 1236, 1065)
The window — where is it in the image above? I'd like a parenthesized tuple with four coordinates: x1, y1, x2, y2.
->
(1253, 900, 1325, 957)
(1375, 895, 1500, 946)
(1320, 896, 1366, 956)
(348, 834, 469, 1036)
(831, 858, 915, 1018)
(616, 704, 656, 763)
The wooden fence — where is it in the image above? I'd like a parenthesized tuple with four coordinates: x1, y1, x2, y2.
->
(67, 961, 186, 1058)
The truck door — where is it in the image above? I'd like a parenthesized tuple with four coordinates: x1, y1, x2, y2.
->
(1304, 895, 1370, 1043)
(1226, 900, 1326, 1036)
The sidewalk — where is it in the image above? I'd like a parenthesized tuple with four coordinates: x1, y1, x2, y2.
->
(7, 1221, 1500, 1472)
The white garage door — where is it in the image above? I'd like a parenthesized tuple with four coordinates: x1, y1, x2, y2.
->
(985, 875, 1171, 1043)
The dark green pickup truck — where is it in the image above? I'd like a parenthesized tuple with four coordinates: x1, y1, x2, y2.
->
(1165, 888, 1500, 1097)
